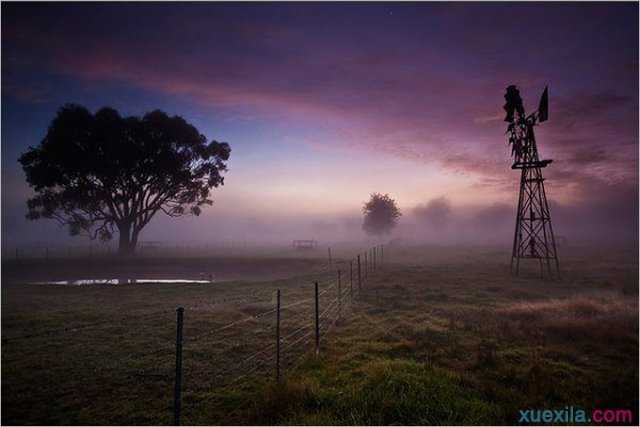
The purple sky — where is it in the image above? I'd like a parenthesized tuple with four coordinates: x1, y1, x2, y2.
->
(2, 3, 638, 248)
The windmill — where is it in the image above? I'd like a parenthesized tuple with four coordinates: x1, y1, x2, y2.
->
(504, 85, 560, 277)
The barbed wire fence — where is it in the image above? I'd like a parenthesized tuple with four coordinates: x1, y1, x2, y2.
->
(2, 244, 385, 425)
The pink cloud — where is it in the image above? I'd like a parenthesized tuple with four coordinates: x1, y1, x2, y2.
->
(3, 7, 637, 211)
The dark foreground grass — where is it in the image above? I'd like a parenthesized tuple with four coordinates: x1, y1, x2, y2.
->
(2, 246, 638, 425)
(248, 359, 497, 425)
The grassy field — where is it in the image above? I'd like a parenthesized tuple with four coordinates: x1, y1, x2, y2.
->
(1, 245, 638, 425)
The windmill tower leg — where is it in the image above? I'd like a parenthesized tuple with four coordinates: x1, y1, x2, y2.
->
(534, 166, 553, 277)
(541, 180, 561, 277)
(511, 169, 526, 275)
(511, 165, 559, 278)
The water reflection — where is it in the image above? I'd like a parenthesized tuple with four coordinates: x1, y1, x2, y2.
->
(32, 278, 214, 285)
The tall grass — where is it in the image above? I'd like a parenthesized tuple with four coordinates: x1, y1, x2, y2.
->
(252, 359, 498, 425)
(498, 293, 638, 342)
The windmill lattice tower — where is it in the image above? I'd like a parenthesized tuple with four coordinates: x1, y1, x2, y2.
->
(504, 85, 560, 277)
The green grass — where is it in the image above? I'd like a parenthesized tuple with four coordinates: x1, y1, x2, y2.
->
(266, 359, 497, 425)
(2, 246, 638, 425)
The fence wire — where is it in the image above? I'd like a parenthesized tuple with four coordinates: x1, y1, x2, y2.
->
(3, 244, 385, 425)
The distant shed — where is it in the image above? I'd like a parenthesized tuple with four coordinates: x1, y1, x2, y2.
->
(292, 240, 318, 250)
(139, 241, 164, 252)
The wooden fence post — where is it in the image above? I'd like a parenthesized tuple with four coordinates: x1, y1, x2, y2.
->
(314, 282, 320, 355)
(328, 247, 332, 265)
(337, 270, 342, 320)
(349, 261, 353, 303)
(364, 252, 367, 280)
(373, 247, 376, 271)
(357, 255, 362, 291)
(276, 289, 281, 382)
(174, 307, 184, 426)
(370, 248, 374, 272)
(381, 245, 384, 267)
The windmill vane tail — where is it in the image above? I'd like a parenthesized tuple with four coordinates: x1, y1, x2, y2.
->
(538, 86, 549, 122)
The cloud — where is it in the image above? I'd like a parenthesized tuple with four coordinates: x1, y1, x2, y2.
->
(473, 112, 504, 125)
(1, 3, 636, 250)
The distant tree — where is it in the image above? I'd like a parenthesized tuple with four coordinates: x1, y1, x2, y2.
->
(19, 104, 231, 255)
(413, 196, 452, 228)
(362, 193, 401, 236)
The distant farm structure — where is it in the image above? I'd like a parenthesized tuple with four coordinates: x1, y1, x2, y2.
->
(292, 240, 318, 250)
(139, 241, 164, 253)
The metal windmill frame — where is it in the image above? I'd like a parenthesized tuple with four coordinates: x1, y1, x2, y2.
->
(504, 85, 560, 277)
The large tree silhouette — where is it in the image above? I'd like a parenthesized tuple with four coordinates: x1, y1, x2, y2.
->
(362, 193, 401, 236)
(19, 104, 231, 255)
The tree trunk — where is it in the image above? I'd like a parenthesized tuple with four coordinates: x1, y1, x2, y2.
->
(117, 221, 135, 256)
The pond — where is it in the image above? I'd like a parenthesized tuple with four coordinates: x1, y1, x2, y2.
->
(30, 278, 214, 285)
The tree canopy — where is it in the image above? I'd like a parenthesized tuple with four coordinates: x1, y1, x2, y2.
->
(19, 104, 231, 255)
(362, 193, 401, 236)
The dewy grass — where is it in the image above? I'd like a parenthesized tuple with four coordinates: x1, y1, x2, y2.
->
(251, 359, 497, 425)
(2, 246, 638, 425)
(339, 360, 497, 425)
